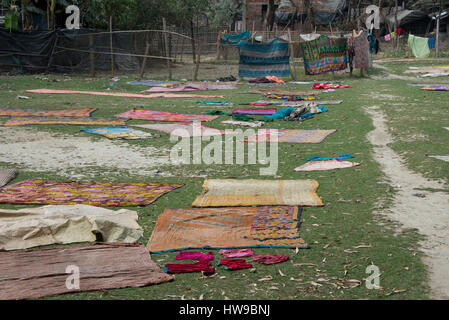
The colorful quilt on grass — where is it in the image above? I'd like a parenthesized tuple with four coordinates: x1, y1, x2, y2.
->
(0, 180, 184, 207)
(115, 109, 219, 122)
(246, 129, 336, 143)
(421, 86, 449, 91)
(301, 35, 348, 75)
(24, 89, 223, 99)
(81, 126, 159, 140)
(237, 39, 290, 77)
(192, 179, 323, 207)
(133, 122, 224, 137)
(0, 107, 96, 118)
(147, 206, 308, 253)
(3, 116, 126, 127)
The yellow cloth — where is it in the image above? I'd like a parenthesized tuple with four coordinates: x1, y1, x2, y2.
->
(192, 179, 323, 207)
(0, 205, 143, 250)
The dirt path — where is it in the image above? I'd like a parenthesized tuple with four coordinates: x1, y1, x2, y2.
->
(365, 106, 449, 299)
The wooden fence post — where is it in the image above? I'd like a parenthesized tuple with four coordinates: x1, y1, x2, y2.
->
(89, 35, 95, 77)
(109, 16, 114, 78)
(163, 18, 172, 80)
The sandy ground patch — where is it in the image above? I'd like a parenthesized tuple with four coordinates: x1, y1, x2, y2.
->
(0, 127, 170, 179)
(365, 106, 449, 299)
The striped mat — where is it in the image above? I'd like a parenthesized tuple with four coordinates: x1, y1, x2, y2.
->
(147, 206, 308, 253)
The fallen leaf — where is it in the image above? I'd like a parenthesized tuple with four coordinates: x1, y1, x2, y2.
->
(258, 275, 273, 282)
(353, 244, 373, 249)
(279, 270, 286, 277)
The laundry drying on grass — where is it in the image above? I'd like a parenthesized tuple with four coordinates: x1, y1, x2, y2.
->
(245, 129, 336, 143)
(147, 206, 308, 253)
(0, 107, 96, 117)
(115, 109, 219, 122)
(132, 122, 224, 137)
(294, 159, 360, 172)
(0, 243, 173, 300)
(3, 116, 127, 127)
(0, 180, 183, 207)
(0, 205, 143, 251)
(24, 88, 224, 99)
(192, 179, 323, 207)
(81, 126, 159, 140)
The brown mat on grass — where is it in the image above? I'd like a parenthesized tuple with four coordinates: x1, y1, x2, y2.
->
(0, 242, 173, 300)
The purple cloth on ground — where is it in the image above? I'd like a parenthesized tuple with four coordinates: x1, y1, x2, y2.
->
(219, 249, 254, 258)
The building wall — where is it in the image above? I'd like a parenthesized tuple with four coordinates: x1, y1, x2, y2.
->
(246, 0, 268, 30)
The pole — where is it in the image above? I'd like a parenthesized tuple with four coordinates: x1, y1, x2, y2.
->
(242, 0, 247, 31)
(163, 17, 172, 80)
(109, 16, 114, 78)
(89, 35, 95, 77)
(436, 15, 440, 58)
(140, 32, 150, 79)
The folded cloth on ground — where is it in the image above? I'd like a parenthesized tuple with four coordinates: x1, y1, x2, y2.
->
(128, 80, 179, 86)
(115, 109, 218, 122)
(264, 107, 294, 119)
(164, 260, 215, 275)
(219, 249, 254, 258)
(249, 76, 285, 84)
(232, 108, 277, 116)
(218, 259, 253, 270)
(141, 83, 238, 93)
(25, 89, 224, 99)
(0, 169, 18, 187)
(252, 254, 289, 265)
(0, 204, 143, 250)
(81, 126, 159, 140)
(175, 251, 214, 261)
(221, 120, 265, 128)
(313, 83, 351, 89)
(192, 179, 323, 207)
(0, 243, 173, 300)
(283, 102, 327, 121)
(306, 154, 354, 161)
(0, 107, 95, 118)
(0, 180, 183, 207)
(202, 110, 229, 115)
(245, 129, 336, 143)
(295, 159, 360, 172)
(197, 101, 233, 106)
(217, 75, 237, 82)
(421, 85, 449, 91)
(147, 206, 308, 252)
(428, 155, 449, 162)
(133, 122, 224, 137)
(4, 116, 126, 127)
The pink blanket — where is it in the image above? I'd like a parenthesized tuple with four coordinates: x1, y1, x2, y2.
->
(25, 89, 223, 99)
(142, 83, 237, 93)
(115, 109, 219, 122)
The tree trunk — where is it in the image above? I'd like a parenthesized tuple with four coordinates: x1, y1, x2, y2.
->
(190, 20, 196, 63)
(264, 0, 275, 31)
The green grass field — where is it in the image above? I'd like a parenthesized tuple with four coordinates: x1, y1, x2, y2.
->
(1, 59, 448, 300)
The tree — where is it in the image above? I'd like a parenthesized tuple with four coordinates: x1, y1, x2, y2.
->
(206, 0, 243, 30)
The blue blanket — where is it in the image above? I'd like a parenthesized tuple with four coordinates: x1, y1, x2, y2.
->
(237, 39, 290, 77)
